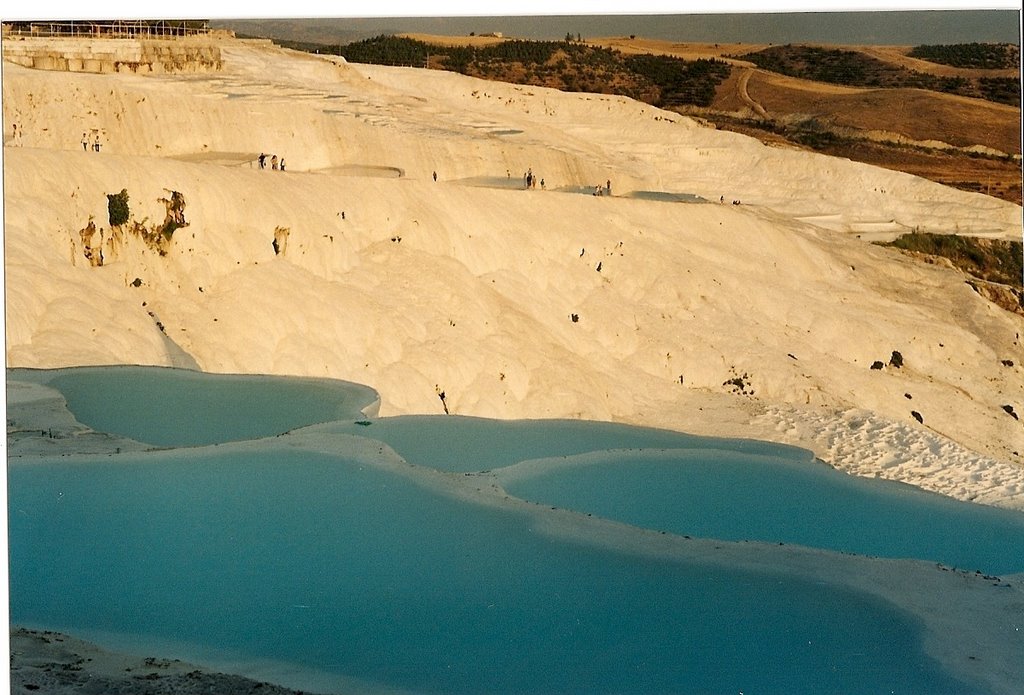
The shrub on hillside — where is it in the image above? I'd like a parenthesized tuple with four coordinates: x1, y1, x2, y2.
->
(741, 45, 877, 86)
(624, 54, 731, 107)
(978, 77, 1021, 106)
(739, 44, 1020, 106)
(107, 189, 130, 227)
(331, 35, 430, 67)
(879, 233, 1023, 290)
(310, 35, 728, 108)
(908, 43, 1020, 70)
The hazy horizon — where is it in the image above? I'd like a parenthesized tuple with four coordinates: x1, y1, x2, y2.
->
(212, 10, 1021, 46)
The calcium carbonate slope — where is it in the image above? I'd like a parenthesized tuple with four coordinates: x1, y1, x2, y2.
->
(3, 38, 1023, 507)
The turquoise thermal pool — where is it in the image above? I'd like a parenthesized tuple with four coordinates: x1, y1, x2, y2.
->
(7, 366, 1023, 694)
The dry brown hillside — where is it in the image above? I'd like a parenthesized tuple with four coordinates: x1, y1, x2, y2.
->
(856, 45, 1019, 80)
(583, 37, 1020, 150)
(726, 69, 1020, 154)
(585, 37, 1022, 205)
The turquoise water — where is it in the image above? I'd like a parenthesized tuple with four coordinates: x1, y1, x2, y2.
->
(314, 416, 1024, 574)
(9, 448, 971, 694)
(7, 366, 1021, 693)
(498, 450, 1024, 575)
(18, 366, 378, 447)
(321, 414, 794, 472)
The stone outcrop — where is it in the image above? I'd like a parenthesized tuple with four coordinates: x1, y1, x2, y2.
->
(2, 36, 221, 74)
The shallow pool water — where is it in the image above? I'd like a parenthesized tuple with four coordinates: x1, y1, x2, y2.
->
(7, 366, 1020, 694)
(22, 366, 378, 447)
(452, 175, 532, 190)
(320, 414, 793, 472)
(624, 190, 707, 203)
(9, 447, 971, 695)
(313, 416, 1024, 574)
(497, 449, 1024, 575)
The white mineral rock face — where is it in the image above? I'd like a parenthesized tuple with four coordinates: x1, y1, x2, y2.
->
(4, 39, 1023, 506)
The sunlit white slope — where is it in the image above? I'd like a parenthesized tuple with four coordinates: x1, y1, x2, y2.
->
(3, 39, 1022, 507)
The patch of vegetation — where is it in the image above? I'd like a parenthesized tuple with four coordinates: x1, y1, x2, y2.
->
(624, 54, 731, 107)
(977, 76, 1021, 106)
(461, 39, 567, 66)
(705, 113, 856, 153)
(786, 120, 851, 150)
(739, 44, 1021, 106)
(106, 188, 130, 227)
(99, 188, 186, 258)
(328, 34, 432, 67)
(316, 35, 731, 108)
(878, 233, 1023, 290)
(742, 45, 875, 85)
(908, 43, 1020, 70)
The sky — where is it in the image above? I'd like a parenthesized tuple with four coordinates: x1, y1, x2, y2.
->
(5, 2, 1020, 45)
(8, 0, 1022, 16)
(212, 11, 1021, 46)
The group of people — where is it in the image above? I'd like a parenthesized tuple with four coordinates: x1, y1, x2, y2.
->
(81, 132, 102, 152)
(504, 169, 618, 197)
(258, 153, 286, 171)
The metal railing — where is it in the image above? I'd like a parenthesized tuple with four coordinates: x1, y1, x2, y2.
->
(2, 20, 212, 39)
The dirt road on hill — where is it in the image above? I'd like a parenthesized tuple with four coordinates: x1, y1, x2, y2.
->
(737, 69, 1021, 154)
(737, 68, 768, 117)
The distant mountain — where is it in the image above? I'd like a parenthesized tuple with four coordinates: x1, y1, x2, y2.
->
(211, 18, 409, 45)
